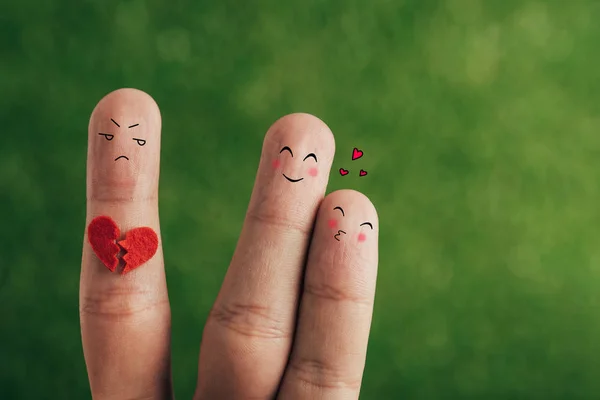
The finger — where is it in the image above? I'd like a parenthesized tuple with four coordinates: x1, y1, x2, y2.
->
(278, 189, 379, 399)
(79, 88, 172, 399)
(195, 113, 336, 399)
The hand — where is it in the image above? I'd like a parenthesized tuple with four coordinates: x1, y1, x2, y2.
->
(79, 88, 379, 399)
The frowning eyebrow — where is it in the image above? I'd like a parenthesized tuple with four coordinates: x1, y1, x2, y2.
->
(128, 123, 139, 128)
(360, 222, 373, 229)
(110, 118, 120, 127)
(280, 146, 293, 156)
(333, 206, 345, 216)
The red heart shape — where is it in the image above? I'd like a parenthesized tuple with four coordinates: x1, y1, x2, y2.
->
(88, 216, 121, 272)
(360, 169, 368, 176)
(352, 148, 363, 160)
(119, 227, 158, 274)
(87, 216, 158, 274)
(339, 168, 349, 176)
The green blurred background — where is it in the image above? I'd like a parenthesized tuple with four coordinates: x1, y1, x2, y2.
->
(2, 0, 600, 398)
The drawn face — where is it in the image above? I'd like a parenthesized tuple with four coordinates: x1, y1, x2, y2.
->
(97, 118, 147, 162)
(329, 205, 373, 242)
(275, 145, 319, 183)
(87, 88, 161, 199)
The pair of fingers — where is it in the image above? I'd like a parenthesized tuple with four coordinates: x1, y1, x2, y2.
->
(79, 88, 379, 399)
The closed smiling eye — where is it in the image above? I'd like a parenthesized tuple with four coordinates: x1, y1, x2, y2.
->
(98, 133, 114, 141)
(133, 138, 146, 146)
(360, 222, 373, 229)
(280, 146, 293, 156)
(303, 153, 317, 162)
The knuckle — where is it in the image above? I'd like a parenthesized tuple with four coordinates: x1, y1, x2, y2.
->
(246, 210, 312, 235)
(288, 356, 363, 390)
(209, 300, 291, 339)
(79, 286, 168, 319)
(303, 281, 372, 306)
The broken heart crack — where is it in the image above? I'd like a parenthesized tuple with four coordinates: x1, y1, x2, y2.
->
(88, 216, 158, 274)
(118, 227, 159, 274)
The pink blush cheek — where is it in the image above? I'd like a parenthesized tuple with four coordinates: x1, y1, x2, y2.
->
(308, 167, 318, 177)
(358, 233, 367, 242)
(272, 159, 281, 169)
(328, 219, 338, 229)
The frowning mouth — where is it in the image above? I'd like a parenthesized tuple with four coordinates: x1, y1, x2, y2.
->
(115, 155, 129, 161)
(334, 230, 346, 241)
(283, 174, 303, 183)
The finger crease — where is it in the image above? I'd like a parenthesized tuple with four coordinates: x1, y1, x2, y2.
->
(303, 282, 372, 306)
(87, 195, 158, 203)
(80, 290, 169, 319)
(209, 301, 291, 340)
(288, 356, 363, 390)
(246, 211, 312, 235)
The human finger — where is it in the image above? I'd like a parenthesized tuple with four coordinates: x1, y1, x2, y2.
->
(79, 88, 172, 399)
(278, 189, 379, 399)
(194, 113, 335, 399)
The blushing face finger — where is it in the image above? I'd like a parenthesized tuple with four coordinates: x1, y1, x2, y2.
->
(278, 190, 379, 399)
(255, 115, 333, 208)
(195, 114, 335, 399)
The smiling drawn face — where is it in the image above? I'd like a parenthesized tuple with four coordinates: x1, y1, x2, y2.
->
(329, 205, 374, 243)
(87, 88, 161, 200)
(275, 145, 319, 183)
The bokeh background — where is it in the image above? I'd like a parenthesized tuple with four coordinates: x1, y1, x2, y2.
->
(2, 0, 600, 398)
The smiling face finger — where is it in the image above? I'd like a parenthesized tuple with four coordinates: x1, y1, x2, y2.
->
(87, 91, 161, 201)
(196, 113, 335, 399)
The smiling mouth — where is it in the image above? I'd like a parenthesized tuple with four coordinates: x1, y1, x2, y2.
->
(334, 230, 347, 241)
(115, 155, 129, 161)
(283, 174, 303, 183)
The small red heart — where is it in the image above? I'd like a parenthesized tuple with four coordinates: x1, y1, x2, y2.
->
(339, 168, 349, 176)
(119, 227, 159, 274)
(88, 216, 121, 272)
(352, 148, 363, 160)
(359, 169, 368, 176)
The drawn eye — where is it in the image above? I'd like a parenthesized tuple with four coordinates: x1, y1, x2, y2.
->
(133, 138, 146, 146)
(303, 153, 318, 162)
(360, 222, 373, 229)
(280, 146, 293, 156)
(98, 133, 114, 141)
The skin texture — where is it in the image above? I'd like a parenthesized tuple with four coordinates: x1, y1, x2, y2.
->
(79, 90, 379, 400)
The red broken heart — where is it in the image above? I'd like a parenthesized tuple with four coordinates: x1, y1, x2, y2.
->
(87, 216, 120, 272)
(88, 216, 158, 274)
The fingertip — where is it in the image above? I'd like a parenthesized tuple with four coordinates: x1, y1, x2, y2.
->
(320, 189, 379, 231)
(93, 88, 160, 111)
(263, 113, 336, 162)
(89, 88, 161, 130)
(247, 113, 337, 229)
(87, 88, 162, 201)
